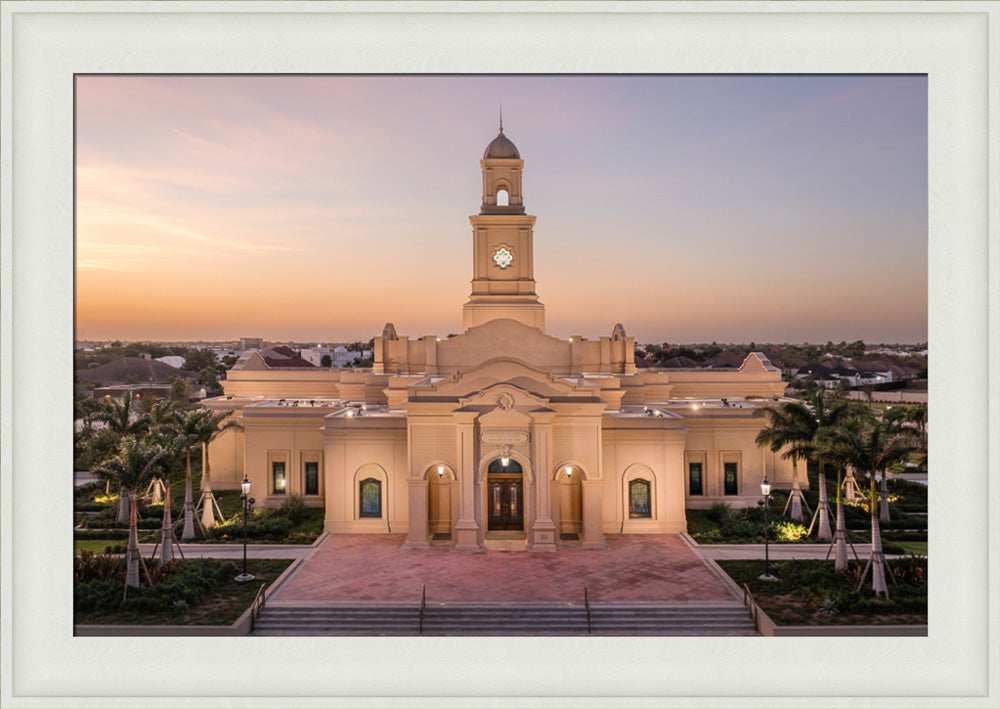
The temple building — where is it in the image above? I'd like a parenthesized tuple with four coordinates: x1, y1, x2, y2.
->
(202, 124, 796, 551)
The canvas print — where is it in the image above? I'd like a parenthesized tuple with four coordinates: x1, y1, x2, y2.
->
(73, 75, 928, 636)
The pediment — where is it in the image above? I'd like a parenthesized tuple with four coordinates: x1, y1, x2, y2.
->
(414, 357, 601, 401)
(459, 382, 549, 413)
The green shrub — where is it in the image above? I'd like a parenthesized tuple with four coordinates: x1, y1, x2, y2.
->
(720, 518, 761, 540)
(74, 550, 123, 583)
(207, 514, 293, 541)
(278, 495, 308, 524)
(882, 516, 927, 530)
(706, 502, 732, 524)
(74, 558, 240, 615)
(74, 502, 106, 513)
(770, 520, 808, 542)
(75, 529, 129, 540)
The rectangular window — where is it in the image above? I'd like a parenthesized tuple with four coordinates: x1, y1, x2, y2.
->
(724, 462, 738, 495)
(304, 461, 319, 495)
(689, 462, 703, 496)
(359, 478, 381, 518)
(272, 461, 287, 495)
(629, 479, 651, 518)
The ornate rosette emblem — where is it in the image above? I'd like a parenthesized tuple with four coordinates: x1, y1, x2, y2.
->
(492, 247, 514, 269)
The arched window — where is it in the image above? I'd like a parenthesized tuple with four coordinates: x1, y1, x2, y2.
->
(496, 188, 509, 206)
(488, 458, 522, 476)
(359, 477, 382, 518)
(628, 479, 651, 518)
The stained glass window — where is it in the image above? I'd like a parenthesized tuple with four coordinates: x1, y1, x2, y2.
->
(724, 462, 738, 495)
(629, 479, 651, 518)
(272, 461, 286, 495)
(304, 461, 319, 495)
(689, 462, 703, 495)
(359, 477, 381, 518)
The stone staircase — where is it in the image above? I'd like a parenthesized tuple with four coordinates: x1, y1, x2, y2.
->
(251, 600, 758, 636)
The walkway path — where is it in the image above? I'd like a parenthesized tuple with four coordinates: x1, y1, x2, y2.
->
(270, 534, 736, 603)
(137, 534, 888, 603)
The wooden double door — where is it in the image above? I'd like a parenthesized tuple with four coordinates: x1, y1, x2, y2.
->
(487, 476, 524, 530)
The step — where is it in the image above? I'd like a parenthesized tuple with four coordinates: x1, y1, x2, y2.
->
(251, 601, 758, 636)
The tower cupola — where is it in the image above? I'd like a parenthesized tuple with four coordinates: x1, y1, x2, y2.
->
(480, 118, 525, 215)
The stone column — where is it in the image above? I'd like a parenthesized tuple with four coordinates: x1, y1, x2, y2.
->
(581, 479, 608, 549)
(453, 412, 481, 551)
(529, 412, 557, 551)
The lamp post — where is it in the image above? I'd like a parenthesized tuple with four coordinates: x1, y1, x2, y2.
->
(235, 474, 255, 582)
(758, 476, 777, 581)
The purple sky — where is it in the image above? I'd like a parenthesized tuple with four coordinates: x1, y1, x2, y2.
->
(75, 75, 927, 344)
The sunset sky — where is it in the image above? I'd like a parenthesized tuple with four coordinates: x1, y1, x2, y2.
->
(75, 75, 927, 345)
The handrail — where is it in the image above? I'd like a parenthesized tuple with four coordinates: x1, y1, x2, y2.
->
(419, 584, 426, 635)
(742, 583, 759, 632)
(250, 582, 267, 632)
(584, 585, 592, 634)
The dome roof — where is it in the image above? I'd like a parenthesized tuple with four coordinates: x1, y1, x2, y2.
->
(483, 131, 521, 159)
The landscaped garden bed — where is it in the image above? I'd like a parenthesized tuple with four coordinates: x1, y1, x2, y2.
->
(717, 558, 927, 626)
(74, 555, 293, 625)
(75, 478, 325, 545)
(687, 469, 927, 549)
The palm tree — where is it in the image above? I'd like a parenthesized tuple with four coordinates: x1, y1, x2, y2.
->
(145, 400, 185, 566)
(801, 392, 851, 543)
(171, 409, 240, 538)
(755, 402, 813, 523)
(94, 436, 166, 595)
(90, 392, 150, 523)
(193, 409, 241, 530)
(820, 411, 916, 595)
(173, 409, 210, 540)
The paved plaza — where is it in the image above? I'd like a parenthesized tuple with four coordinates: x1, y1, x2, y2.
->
(268, 534, 738, 604)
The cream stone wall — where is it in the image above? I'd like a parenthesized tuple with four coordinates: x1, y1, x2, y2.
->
(679, 413, 797, 509)
(600, 417, 688, 534)
(322, 416, 408, 533)
(240, 411, 328, 508)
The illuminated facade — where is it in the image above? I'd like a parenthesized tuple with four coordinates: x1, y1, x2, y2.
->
(203, 125, 795, 551)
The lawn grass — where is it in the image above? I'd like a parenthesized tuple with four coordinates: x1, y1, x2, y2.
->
(74, 539, 124, 554)
(74, 557, 293, 626)
(888, 540, 927, 556)
(717, 558, 927, 626)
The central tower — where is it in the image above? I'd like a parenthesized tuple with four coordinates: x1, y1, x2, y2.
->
(462, 123, 545, 332)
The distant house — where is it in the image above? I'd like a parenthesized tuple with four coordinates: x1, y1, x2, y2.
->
(702, 351, 745, 369)
(76, 356, 200, 399)
(154, 355, 185, 369)
(300, 347, 336, 367)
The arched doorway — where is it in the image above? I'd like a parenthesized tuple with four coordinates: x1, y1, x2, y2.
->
(557, 466, 583, 539)
(486, 458, 523, 531)
(427, 468, 453, 540)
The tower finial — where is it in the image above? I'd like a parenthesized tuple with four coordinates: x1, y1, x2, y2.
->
(499, 102, 503, 133)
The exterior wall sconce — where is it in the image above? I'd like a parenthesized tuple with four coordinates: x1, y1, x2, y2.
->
(564, 465, 573, 477)
(500, 445, 512, 467)
(437, 465, 445, 477)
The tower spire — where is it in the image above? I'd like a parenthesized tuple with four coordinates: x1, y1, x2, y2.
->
(499, 102, 503, 133)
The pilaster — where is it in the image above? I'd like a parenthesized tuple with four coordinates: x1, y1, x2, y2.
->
(529, 411, 557, 551)
(453, 412, 482, 551)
